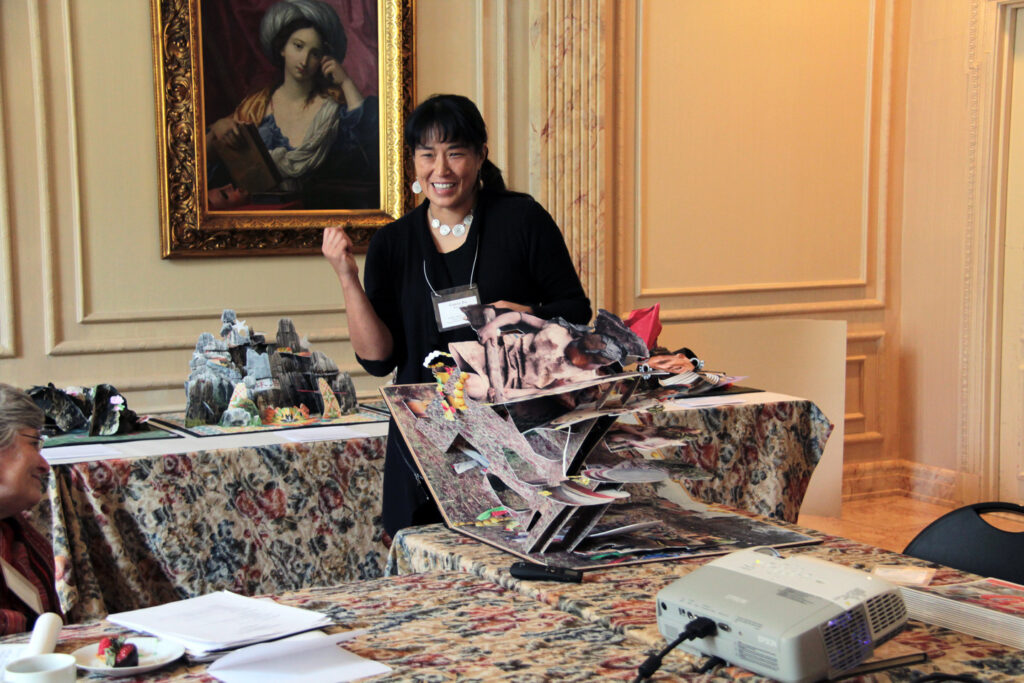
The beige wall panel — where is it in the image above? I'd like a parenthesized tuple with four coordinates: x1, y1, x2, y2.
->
(638, 1, 874, 296)
(414, 0, 478, 106)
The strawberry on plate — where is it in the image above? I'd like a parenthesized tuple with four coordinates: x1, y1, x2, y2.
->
(114, 643, 138, 668)
(101, 636, 125, 667)
(96, 636, 115, 657)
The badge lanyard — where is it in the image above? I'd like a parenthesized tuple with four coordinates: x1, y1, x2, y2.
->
(424, 241, 480, 332)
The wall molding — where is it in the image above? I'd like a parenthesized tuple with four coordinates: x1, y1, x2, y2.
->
(27, 0, 62, 356)
(80, 303, 346, 325)
(845, 431, 883, 445)
(0, 30, 14, 359)
(657, 298, 885, 323)
(843, 458, 958, 505)
(639, 278, 867, 298)
(956, 0, 1018, 500)
(48, 329, 355, 356)
(847, 330, 885, 343)
(845, 354, 867, 424)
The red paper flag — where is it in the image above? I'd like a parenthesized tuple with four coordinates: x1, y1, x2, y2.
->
(622, 303, 662, 350)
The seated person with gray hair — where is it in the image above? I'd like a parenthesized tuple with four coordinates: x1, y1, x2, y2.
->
(0, 383, 60, 635)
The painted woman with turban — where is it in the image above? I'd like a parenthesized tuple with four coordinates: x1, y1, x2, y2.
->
(207, 0, 379, 209)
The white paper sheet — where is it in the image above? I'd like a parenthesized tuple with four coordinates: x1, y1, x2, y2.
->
(107, 591, 332, 655)
(42, 443, 122, 463)
(208, 630, 390, 683)
(279, 426, 370, 442)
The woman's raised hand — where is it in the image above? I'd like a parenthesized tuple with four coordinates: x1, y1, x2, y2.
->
(320, 56, 350, 86)
(322, 226, 358, 281)
(322, 56, 365, 110)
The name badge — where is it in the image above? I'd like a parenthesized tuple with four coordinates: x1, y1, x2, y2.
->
(1, 556, 43, 614)
(431, 284, 480, 332)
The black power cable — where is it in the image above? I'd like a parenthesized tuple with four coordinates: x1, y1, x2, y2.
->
(633, 616, 717, 682)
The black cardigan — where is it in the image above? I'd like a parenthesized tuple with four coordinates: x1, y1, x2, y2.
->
(357, 189, 592, 535)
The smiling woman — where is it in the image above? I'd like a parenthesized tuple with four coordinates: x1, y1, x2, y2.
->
(0, 384, 61, 635)
(322, 94, 593, 537)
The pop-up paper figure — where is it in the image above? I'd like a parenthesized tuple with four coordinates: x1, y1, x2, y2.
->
(381, 309, 816, 568)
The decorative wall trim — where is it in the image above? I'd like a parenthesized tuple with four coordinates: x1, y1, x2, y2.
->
(958, 0, 1016, 499)
(0, 35, 14, 359)
(48, 330, 356, 356)
(58, 0, 88, 331)
(657, 298, 885, 322)
(843, 459, 958, 506)
(27, 0, 61, 356)
(845, 431, 882, 445)
(847, 330, 885, 343)
(845, 354, 867, 424)
(873, 0, 894, 305)
(529, 0, 606, 311)
(639, 278, 868, 298)
(80, 304, 345, 325)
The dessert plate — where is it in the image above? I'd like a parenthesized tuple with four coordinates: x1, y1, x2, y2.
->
(72, 637, 184, 677)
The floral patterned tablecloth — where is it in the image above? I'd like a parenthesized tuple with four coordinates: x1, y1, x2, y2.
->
(0, 572, 705, 681)
(646, 396, 833, 522)
(26, 436, 389, 623)
(386, 521, 1024, 681)
(22, 396, 827, 626)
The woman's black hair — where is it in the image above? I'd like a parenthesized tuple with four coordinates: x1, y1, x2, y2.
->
(405, 94, 506, 191)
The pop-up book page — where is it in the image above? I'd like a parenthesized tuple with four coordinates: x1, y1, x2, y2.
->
(381, 379, 818, 570)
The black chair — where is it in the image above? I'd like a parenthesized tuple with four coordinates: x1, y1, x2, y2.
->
(903, 501, 1024, 584)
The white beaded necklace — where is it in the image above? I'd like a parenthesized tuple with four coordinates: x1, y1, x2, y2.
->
(429, 208, 474, 237)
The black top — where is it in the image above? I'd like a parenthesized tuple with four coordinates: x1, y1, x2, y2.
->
(358, 188, 592, 535)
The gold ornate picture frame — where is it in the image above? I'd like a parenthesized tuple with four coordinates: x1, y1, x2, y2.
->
(151, 0, 413, 257)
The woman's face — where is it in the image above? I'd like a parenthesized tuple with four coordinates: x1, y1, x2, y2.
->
(280, 27, 325, 83)
(649, 353, 695, 374)
(414, 136, 485, 217)
(0, 428, 49, 519)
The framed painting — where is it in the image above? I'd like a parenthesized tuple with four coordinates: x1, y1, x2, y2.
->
(151, 0, 414, 257)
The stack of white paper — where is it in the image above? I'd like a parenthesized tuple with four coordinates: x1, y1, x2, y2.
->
(900, 578, 1024, 649)
(207, 631, 391, 683)
(106, 591, 334, 658)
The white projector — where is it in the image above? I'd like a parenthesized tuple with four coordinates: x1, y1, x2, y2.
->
(656, 547, 907, 682)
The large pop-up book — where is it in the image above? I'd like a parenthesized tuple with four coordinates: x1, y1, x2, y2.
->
(382, 307, 818, 569)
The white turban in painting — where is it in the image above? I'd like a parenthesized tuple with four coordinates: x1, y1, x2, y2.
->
(259, 0, 347, 64)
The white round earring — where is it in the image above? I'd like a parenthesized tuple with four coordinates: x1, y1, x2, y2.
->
(411, 180, 423, 194)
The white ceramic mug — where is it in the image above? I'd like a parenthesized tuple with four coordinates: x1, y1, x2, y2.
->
(3, 653, 76, 683)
